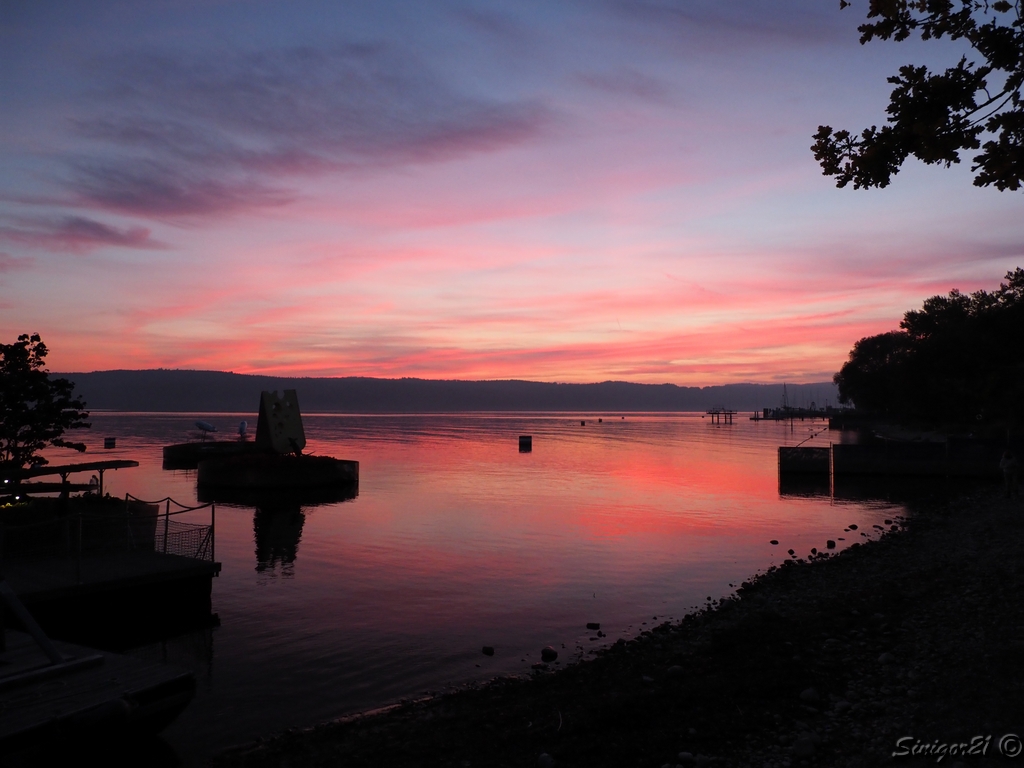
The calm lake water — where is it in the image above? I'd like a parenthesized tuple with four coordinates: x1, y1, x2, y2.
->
(57, 412, 905, 765)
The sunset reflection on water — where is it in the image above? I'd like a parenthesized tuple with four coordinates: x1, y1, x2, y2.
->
(66, 412, 900, 765)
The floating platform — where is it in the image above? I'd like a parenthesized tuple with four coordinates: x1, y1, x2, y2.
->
(162, 440, 263, 470)
(706, 408, 737, 424)
(196, 453, 359, 492)
(0, 629, 195, 751)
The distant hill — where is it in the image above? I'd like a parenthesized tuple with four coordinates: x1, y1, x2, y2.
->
(56, 369, 840, 414)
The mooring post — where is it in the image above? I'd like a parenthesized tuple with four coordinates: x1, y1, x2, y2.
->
(125, 493, 132, 550)
(59, 471, 70, 515)
(829, 442, 835, 504)
(163, 499, 170, 554)
(76, 508, 83, 585)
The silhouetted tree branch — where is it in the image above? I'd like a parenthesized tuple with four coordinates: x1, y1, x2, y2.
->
(814, 1, 1024, 191)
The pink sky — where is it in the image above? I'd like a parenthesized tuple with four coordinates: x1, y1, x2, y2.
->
(1, 1, 1021, 383)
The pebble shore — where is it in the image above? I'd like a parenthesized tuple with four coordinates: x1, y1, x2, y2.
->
(214, 488, 1024, 768)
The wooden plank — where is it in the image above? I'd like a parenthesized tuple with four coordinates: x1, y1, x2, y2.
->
(0, 653, 105, 690)
(0, 631, 194, 744)
(2, 460, 140, 481)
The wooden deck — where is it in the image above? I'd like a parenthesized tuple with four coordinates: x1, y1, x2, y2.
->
(0, 630, 195, 749)
(4, 551, 220, 646)
(6, 550, 219, 603)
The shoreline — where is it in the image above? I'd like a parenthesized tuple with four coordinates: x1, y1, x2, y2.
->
(214, 486, 1024, 768)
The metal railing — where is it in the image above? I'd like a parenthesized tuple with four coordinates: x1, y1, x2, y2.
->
(123, 495, 216, 563)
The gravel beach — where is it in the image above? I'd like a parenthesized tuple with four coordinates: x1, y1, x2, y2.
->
(215, 487, 1024, 768)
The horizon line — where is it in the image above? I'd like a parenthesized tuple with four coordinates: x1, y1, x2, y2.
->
(56, 368, 838, 388)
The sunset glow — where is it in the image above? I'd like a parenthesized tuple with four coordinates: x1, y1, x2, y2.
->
(2, 1, 1021, 383)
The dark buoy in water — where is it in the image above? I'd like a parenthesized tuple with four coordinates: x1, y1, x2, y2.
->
(598, 418, 602, 423)
(519, 435, 532, 452)
(581, 420, 585, 426)
(103, 437, 116, 449)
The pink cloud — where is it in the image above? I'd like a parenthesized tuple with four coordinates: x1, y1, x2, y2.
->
(0, 252, 32, 272)
(0, 216, 164, 253)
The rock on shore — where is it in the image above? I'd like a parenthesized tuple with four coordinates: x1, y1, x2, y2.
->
(215, 490, 1024, 768)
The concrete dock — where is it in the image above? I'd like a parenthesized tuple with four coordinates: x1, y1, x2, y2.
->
(779, 438, 1023, 479)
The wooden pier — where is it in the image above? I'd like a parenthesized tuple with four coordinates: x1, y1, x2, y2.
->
(6, 550, 219, 644)
(1, 624, 194, 750)
(2, 459, 140, 499)
(2, 495, 220, 645)
(706, 408, 737, 424)
(753, 407, 832, 422)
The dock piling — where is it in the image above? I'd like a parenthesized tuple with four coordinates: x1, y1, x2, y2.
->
(163, 500, 170, 555)
(76, 511, 82, 586)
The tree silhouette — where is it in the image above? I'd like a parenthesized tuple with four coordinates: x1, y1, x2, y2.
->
(0, 334, 90, 471)
(813, 1, 1024, 191)
(834, 269, 1024, 425)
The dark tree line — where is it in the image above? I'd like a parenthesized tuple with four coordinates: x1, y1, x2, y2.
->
(834, 269, 1024, 425)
